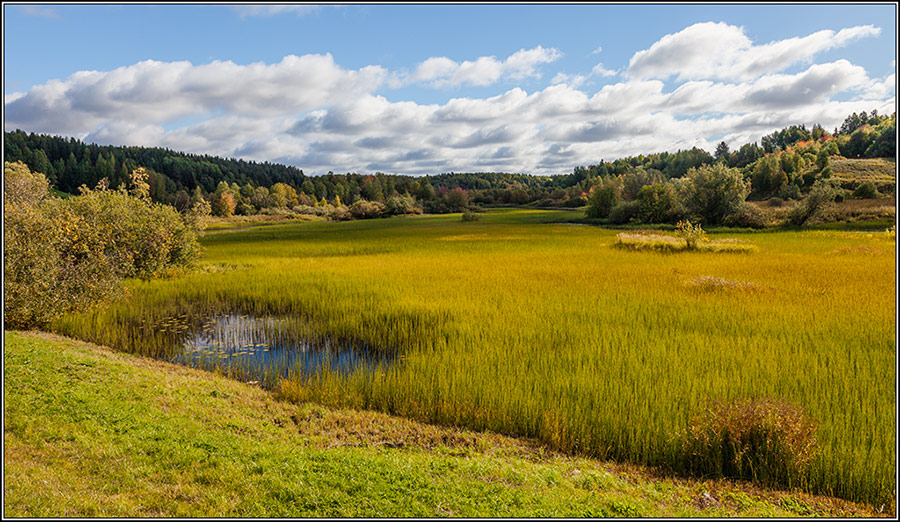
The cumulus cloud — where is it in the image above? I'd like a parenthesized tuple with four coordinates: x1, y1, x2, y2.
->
(551, 72, 587, 88)
(627, 22, 881, 81)
(390, 46, 562, 88)
(591, 63, 618, 77)
(4, 55, 386, 135)
(3, 24, 894, 177)
(4, 92, 26, 104)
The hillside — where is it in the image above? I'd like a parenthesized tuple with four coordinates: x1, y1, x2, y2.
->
(3, 330, 888, 517)
(830, 157, 896, 193)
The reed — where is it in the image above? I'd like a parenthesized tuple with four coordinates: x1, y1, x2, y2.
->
(51, 209, 896, 508)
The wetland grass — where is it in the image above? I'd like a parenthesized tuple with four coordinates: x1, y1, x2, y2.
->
(51, 209, 896, 509)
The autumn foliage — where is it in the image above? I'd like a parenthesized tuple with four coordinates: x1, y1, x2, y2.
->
(4, 162, 200, 329)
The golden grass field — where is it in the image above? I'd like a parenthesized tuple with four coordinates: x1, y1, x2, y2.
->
(52, 209, 897, 508)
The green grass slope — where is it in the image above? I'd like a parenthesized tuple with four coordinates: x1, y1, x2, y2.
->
(3, 331, 886, 517)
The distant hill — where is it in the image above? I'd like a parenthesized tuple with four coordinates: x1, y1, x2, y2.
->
(4, 129, 307, 198)
(830, 157, 896, 193)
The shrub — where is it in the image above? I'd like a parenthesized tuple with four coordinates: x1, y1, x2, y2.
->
(4, 162, 200, 330)
(3, 161, 50, 207)
(384, 194, 423, 216)
(460, 210, 481, 222)
(790, 179, 839, 226)
(767, 197, 784, 207)
(636, 183, 684, 223)
(585, 182, 619, 219)
(721, 204, 770, 229)
(852, 181, 880, 199)
(621, 168, 664, 200)
(348, 200, 387, 219)
(607, 200, 641, 224)
(678, 397, 819, 488)
(443, 187, 469, 212)
(683, 163, 750, 225)
(776, 182, 801, 201)
(675, 220, 707, 249)
(328, 206, 352, 221)
(563, 196, 587, 208)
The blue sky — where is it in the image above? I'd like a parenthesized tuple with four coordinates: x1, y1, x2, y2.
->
(4, 3, 896, 176)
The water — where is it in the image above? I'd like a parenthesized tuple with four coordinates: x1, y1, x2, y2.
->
(164, 313, 392, 389)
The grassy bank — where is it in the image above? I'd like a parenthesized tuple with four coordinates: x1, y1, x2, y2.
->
(3, 330, 887, 517)
(51, 209, 896, 507)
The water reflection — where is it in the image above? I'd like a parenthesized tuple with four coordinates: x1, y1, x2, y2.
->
(166, 313, 392, 389)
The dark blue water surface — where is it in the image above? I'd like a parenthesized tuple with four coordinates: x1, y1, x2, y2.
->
(167, 313, 392, 389)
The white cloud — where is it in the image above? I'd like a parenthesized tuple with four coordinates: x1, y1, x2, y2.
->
(627, 22, 881, 81)
(3, 25, 894, 177)
(18, 5, 60, 18)
(591, 46, 603, 55)
(551, 72, 587, 88)
(591, 63, 618, 77)
(233, 5, 323, 18)
(4, 91, 26, 104)
(5, 55, 386, 135)
(390, 46, 562, 88)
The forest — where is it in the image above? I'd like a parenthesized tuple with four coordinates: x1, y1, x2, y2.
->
(4, 109, 895, 224)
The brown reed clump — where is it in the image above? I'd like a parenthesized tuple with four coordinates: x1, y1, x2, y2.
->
(678, 397, 819, 489)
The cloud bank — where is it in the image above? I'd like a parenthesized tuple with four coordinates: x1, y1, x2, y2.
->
(4, 22, 893, 176)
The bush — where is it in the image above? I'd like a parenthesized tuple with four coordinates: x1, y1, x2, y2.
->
(790, 179, 839, 226)
(636, 183, 684, 223)
(384, 194, 423, 216)
(348, 200, 387, 219)
(852, 181, 880, 199)
(776, 182, 801, 201)
(607, 200, 641, 224)
(563, 196, 587, 208)
(675, 219, 707, 249)
(4, 162, 200, 329)
(461, 210, 481, 222)
(678, 397, 818, 487)
(683, 163, 750, 225)
(721, 204, 770, 229)
(585, 183, 619, 219)
(328, 206, 352, 221)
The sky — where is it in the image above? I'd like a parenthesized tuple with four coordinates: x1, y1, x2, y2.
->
(3, 3, 896, 176)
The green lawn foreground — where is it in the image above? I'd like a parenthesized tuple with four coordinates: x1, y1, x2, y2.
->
(3, 330, 884, 518)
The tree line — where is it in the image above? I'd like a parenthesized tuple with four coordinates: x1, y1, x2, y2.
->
(4, 110, 894, 219)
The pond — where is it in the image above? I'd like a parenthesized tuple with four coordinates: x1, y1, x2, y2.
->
(159, 313, 392, 389)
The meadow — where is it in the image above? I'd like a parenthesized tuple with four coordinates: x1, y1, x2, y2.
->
(52, 209, 896, 508)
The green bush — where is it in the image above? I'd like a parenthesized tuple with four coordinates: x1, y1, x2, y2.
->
(678, 397, 818, 488)
(385, 194, 423, 216)
(852, 181, 880, 199)
(585, 182, 619, 219)
(790, 179, 839, 226)
(636, 183, 684, 223)
(4, 162, 200, 330)
(607, 200, 641, 224)
(675, 220, 707, 249)
(721, 204, 769, 229)
(683, 163, 750, 225)
(460, 210, 481, 222)
(348, 200, 387, 219)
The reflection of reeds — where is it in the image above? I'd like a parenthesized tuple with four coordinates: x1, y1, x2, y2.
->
(162, 313, 393, 390)
(50, 213, 895, 507)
